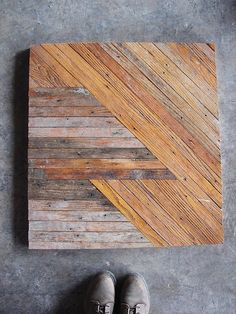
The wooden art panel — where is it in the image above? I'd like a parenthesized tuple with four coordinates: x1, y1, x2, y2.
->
(28, 42, 223, 249)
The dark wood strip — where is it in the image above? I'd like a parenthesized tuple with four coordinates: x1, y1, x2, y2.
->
(45, 168, 176, 180)
(28, 148, 156, 159)
(28, 200, 116, 211)
(28, 177, 107, 200)
(29, 178, 99, 191)
(29, 106, 113, 117)
(29, 158, 165, 169)
(28, 137, 145, 149)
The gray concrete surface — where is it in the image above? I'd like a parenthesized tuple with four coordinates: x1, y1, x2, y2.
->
(0, 1, 236, 313)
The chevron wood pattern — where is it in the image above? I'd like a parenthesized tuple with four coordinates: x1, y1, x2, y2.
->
(28, 42, 223, 249)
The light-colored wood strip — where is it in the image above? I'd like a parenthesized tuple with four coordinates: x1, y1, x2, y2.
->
(139, 180, 223, 243)
(188, 43, 216, 75)
(91, 179, 168, 247)
(30, 49, 66, 88)
(29, 158, 166, 169)
(29, 241, 153, 249)
(107, 43, 220, 162)
(29, 230, 149, 243)
(165, 179, 223, 223)
(154, 43, 217, 108)
(126, 43, 216, 118)
(46, 168, 175, 180)
(30, 87, 91, 97)
(141, 43, 218, 122)
(29, 210, 128, 222)
(48, 43, 221, 205)
(112, 179, 201, 245)
(28, 137, 145, 149)
(29, 220, 138, 232)
(29, 127, 134, 138)
(31, 45, 81, 88)
(28, 148, 156, 159)
(29, 117, 121, 128)
(28, 200, 115, 211)
(29, 106, 113, 117)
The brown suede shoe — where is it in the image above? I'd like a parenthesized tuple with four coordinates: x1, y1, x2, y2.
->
(85, 271, 116, 314)
(119, 273, 150, 314)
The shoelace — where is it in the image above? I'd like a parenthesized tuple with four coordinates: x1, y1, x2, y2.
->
(95, 304, 110, 314)
(125, 304, 144, 314)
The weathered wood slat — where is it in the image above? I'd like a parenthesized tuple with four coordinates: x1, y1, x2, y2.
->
(28, 187, 105, 200)
(29, 210, 128, 222)
(29, 106, 113, 117)
(29, 241, 153, 249)
(29, 89, 102, 107)
(28, 200, 115, 211)
(29, 221, 137, 232)
(29, 137, 145, 148)
(29, 127, 134, 138)
(29, 158, 166, 169)
(28, 178, 107, 200)
(28, 148, 156, 159)
(29, 230, 148, 242)
(46, 168, 175, 180)
(29, 117, 120, 128)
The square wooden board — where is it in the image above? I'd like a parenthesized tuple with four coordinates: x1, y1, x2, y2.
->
(28, 42, 223, 249)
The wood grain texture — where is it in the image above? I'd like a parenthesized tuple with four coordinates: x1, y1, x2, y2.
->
(28, 42, 223, 249)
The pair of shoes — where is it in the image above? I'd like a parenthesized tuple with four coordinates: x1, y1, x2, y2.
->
(85, 271, 150, 314)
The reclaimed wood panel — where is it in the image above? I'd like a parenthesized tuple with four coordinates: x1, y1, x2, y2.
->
(28, 42, 223, 249)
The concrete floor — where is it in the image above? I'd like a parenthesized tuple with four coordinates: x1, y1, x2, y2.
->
(0, 0, 236, 313)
